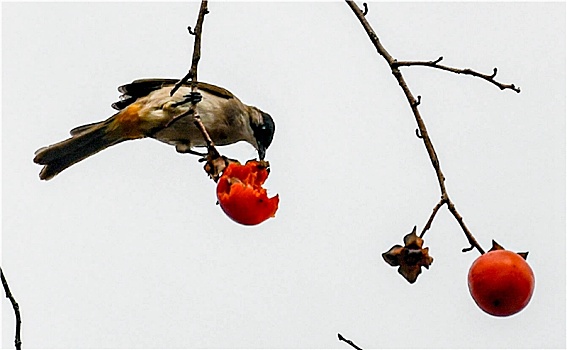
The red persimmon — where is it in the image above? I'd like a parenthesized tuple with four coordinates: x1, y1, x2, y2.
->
(468, 249, 535, 317)
(216, 161, 279, 225)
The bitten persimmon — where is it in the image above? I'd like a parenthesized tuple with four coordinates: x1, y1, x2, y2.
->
(216, 160, 279, 226)
(468, 249, 535, 317)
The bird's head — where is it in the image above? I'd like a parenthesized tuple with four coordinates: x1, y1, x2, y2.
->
(250, 108, 275, 160)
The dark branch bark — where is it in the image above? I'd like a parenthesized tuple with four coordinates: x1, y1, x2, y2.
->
(393, 58, 520, 93)
(171, 0, 209, 96)
(338, 333, 363, 350)
(1, 267, 22, 350)
(167, 0, 232, 181)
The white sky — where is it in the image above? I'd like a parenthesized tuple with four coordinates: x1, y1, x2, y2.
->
(2, 2, 565, 349)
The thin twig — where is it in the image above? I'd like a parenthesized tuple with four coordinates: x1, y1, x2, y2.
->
(171, 0, 209, 97)
(346, 0, 486, 255)
(1, 267, 22, 350)
(447, 201, 485, 254)
(168, 0, 230, 181)
(338, 333, 363, 350)
(393, 59, 520, 93)
(420, 197, 447, 238)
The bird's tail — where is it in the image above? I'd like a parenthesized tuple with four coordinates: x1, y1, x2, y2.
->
(33, 117, 127, 180)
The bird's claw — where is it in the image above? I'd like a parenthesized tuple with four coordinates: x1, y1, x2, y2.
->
(184, 91, 202, 104)
(171, 91, 203, 108)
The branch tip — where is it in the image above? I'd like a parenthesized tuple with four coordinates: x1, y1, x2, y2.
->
(491, 67, 498, 78)
(362, 3, 369, 16)
(1, 267, 22, 350)
(391, 60, 519, 93)
(415, 128, 423, 139)
(413, 95, 421, 106)
(337, 332, 363, 350)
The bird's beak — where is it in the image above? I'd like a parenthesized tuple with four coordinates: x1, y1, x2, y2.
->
(257, 143, 266, 160)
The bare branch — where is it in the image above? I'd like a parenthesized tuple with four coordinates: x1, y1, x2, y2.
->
(338, 333, 363, 350)
(346, 0, 487, 254)
(447, 201, 485, 254)
(393, 59, 520, 93)
(165, 0, 231, 181)
(345, 0, 447, 195)
(420, 197, 447, 238)
(170, 0, 209, 97)
(1, 267, 22, 350)
(159, 1, 228, 181)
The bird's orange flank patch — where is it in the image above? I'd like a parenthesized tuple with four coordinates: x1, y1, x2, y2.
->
(115, 103, 144, 138)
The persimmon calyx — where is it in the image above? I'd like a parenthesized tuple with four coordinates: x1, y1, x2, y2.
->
(383, 226, 434, 284)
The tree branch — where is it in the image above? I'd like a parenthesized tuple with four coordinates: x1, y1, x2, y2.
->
(346, 1, 486, 255)
(345, 0, 447, 195)
(393, 57, 520, 93)
(170, 0, 209, 97)
(338, 333, 363, 350)
(1, 267, 22, 350)
(447, 201, 485, 254)
(420, 197, 447, 238)
(167, 0, 232, 181)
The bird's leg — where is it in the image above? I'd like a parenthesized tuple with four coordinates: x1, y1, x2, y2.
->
(185, 149, 207, 157)
(175, 143, 207, 157)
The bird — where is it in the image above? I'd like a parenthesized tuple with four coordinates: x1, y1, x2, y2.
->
(33, 78, 275, 180)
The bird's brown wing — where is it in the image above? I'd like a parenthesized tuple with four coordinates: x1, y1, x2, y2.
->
(111, 78, 235, 111)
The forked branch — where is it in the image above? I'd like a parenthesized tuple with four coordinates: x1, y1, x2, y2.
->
(393, 57, 520, 93)
(346, 0, 488, 255)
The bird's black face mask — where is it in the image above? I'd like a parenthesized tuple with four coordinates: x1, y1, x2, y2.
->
(253, 111, 275, 160)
